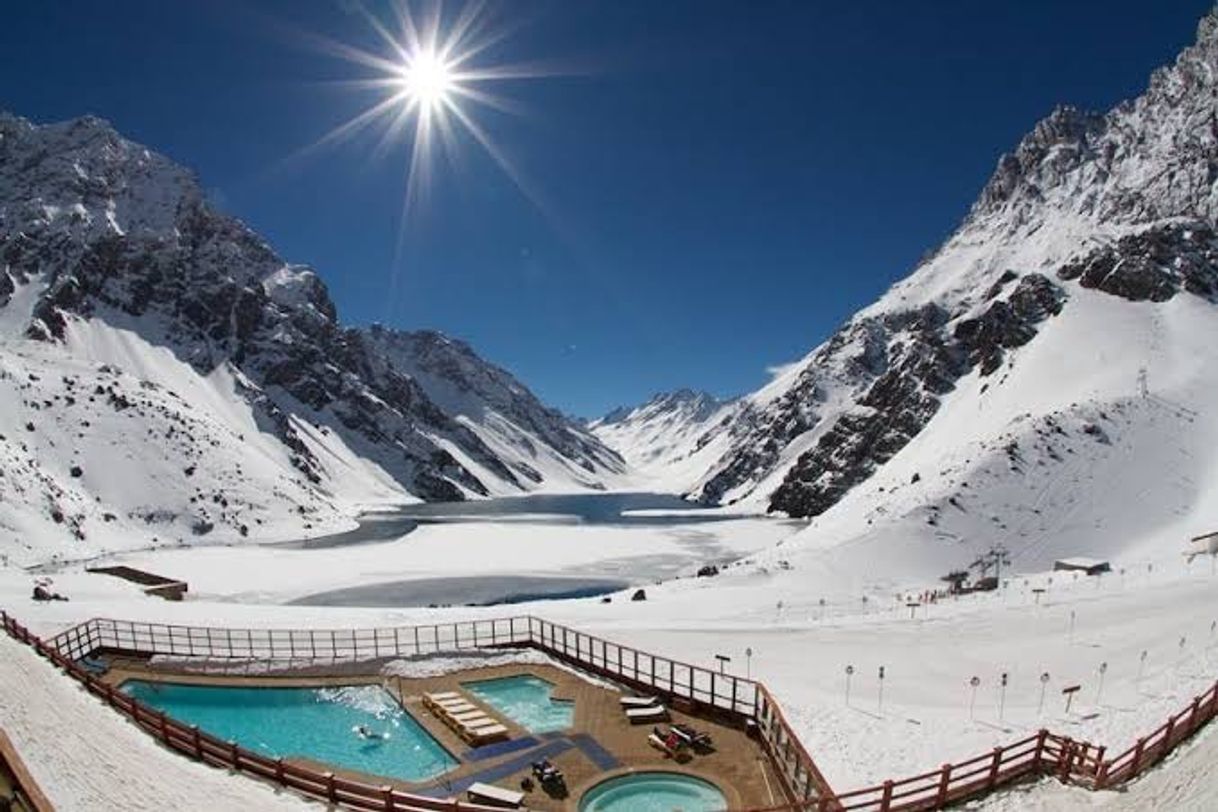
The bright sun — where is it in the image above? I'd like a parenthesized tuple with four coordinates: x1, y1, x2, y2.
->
(301, 1, 557, 233)
(399, 50, 456, 110)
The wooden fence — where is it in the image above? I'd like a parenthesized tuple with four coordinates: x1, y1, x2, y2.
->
(737, 683, 1218, 812)
(43, 614, 828, 807)
(10, 610, 1218, 811)
(2, 612, 509, 812)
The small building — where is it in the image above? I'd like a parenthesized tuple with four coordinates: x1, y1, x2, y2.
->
(1052, 557, 1111, 576)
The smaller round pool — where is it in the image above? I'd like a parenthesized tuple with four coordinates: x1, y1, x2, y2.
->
(579, 771, 727, 812)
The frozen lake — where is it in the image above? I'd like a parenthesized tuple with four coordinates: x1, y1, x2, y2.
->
(288, 574, 630, 608)
(275, 492, 748, 550)
(87, 492, 799, 609)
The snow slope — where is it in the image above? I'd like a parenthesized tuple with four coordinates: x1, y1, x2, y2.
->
(0, 112, 623, 565)
(589, 389, 739, 491)
(364, 327, 625, 494)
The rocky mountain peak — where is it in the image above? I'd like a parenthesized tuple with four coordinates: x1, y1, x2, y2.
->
(1, 111, 625, 539)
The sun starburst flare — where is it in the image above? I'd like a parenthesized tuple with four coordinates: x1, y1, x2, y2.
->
(294, 0, 559, 229)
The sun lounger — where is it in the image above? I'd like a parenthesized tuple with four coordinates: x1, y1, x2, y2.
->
(619, 695, 659, 708)
(460, 716, 502, 731)
(626, 705, 669, 723)
(465, 724, 509, 744)
(449, 709, 489, 723)
(438, 701, 478, 715)
(435, 697, 473, 709)
(466, 781, 525, 808)
(426, 691, 461, 701)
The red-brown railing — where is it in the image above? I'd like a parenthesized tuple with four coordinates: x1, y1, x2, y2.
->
(11, 610, 1216, 812)
(737, 680, 1218, 811)
(13, 611, 835, 808)
(1, 612, 511, 812)
(1097, 679, 1218, 788)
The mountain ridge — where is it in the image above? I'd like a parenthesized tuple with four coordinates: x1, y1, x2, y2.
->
(0, 111, 622, 565)
(631, 6, 1218, 519)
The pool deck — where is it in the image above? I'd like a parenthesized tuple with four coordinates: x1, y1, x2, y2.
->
(101, 658, 783, 810)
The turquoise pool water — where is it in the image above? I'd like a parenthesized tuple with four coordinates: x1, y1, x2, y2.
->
(462, 674, 573, 733)
(121, 681, 457, 782)
(579, 772, 727, 812)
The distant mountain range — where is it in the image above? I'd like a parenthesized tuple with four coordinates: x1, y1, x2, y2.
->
(6, 7, 1218, 571)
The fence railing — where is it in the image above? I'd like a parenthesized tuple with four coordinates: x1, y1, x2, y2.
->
(41, 613, 829, 807)
(3, 612, 510, 812)
(738, 679, 1218, 812)
(16, 610, 1217, 812)
(1098, 679, 1218, 788)
(51, 615, 536, 662)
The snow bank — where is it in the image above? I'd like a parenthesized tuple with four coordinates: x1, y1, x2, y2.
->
(381, 649, 618, 689)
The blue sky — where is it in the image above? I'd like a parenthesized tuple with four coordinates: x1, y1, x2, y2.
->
(0, 1, 1210, 417)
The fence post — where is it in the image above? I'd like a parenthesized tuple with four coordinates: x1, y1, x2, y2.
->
(1057, 738, 1073, 782)
(159, 710, 170, 742)
(879, 780, 894, 811)
(1162, 716, 1176, 752)
(1095, 749, 1109, 789)
(1130, 737, 1146, 777)
(1033, 729, 1048, 768)
(192, 725, 202, 758)
(1188, 697, 1202, 734)
(381, 785, 395, 811)
(275, 757, 285, 784)
(324, 772, 337, 803)
(229, 740, 240, 770)
(988, 746, 1003, 788)
(935, 762, 952, 805)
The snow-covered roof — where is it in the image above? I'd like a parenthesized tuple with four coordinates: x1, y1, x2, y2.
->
(1053, 557, 1110, 569)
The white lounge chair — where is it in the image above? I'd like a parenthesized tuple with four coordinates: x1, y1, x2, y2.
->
(465, 724, 509, 744)
(449, 709, 489, 723)
(467, 781, 524, 808)
(626, 705, 669, 724)
(461, 716, 501, 731)
(426, 691, 461, 701)
(619, 695, 659, 708)
(439, 701, 478, 715)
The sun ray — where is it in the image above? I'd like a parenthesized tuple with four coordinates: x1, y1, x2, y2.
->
(287, 0, 573, 286)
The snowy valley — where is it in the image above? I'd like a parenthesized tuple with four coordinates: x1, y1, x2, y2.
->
(4, 5, 1218, 812)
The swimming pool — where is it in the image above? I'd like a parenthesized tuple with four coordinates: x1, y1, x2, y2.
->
(579, 771, 728, 812)
(121, 681, 457, 782)
(462, 674, 573, 733)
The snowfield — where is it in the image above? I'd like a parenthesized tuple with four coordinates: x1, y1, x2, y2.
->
(3, 531, 1215, 800)
(5, 5, 1218, 810)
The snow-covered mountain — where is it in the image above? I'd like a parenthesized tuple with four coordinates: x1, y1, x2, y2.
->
(588, 389, 740, 490)
(613, 5, 1218, 570)
(0, 112, 622, 565)
(362, 326, 621, 489)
